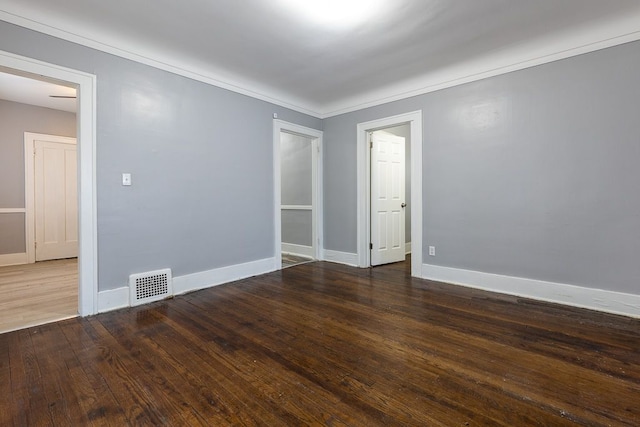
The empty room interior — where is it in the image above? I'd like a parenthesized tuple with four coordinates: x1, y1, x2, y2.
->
(0, 1, 639, 425)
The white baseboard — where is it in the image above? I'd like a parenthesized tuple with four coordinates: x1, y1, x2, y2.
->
(282, 243, 314, 258)
(97, 257, 277, 313)
(97, 286, 129, 313)
(405, 242, 411, 255)
(172, 257, 276, 295)
(0, 252, 28, 267)
(322, 249, 359, 267)
(422, 263, 640, 319)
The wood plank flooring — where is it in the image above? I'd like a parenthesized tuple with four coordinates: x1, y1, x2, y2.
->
(281, 253, 314, 269)
(0, 258, 77, 334)
(1, 259, 639, 426)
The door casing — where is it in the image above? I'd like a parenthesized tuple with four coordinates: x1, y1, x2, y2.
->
(273, 120, 323, 270)
(3, 49, 98, 316)
(357, 110, 423, 277)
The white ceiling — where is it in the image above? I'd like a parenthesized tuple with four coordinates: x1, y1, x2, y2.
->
(0, 71, 77, 112)
(1, 1, 640, 117)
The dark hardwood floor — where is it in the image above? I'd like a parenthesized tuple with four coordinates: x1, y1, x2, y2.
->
(1, 259, 639, 426)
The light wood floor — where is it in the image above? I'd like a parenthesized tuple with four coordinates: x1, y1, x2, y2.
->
(281, 253, 313, 269)
(1, 259, 639, 425)
(0, 258, 77, 334)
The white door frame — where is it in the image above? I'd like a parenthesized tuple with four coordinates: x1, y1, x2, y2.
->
(357, 111, 423, 277)
(24, 133, 77, 263)
(1, 49, 98, 316)
(273, 120, 323, 269)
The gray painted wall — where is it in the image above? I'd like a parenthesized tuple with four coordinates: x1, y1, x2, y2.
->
(323, 40, 640, 295)
(281, 132, 313, 206)
(281, 210, 312, 247)
(0, 21, 321, 290)
(0, 98, 76, 254)
(0, 213, 25, 254)
(4, 19, 640, 298)
(381, 124, 411, 245)
(280, 132, 313, 247)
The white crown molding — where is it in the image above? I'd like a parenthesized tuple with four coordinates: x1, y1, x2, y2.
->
(0, 10, 323, 118)
(3, 9, 640, 119)
(322, 20, 640, 117)
(422, 263, 640, 319)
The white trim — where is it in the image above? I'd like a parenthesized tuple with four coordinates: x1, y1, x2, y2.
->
(97, 257, 277, 313)
(2, 9, 640, 118)
(0, 252, 28, 267)
(0, 11, 320, 118)
(273, 120, 324, 269)
(281, 205, 313, 211)
(0, 208, 26, 214)
(405, 242, 411, 255)
(1, 49, 98, 317)
(322, 250, 359, 267)
(24, 133, 77, 265)
(321, 23, 640, 117)
(97, 287, 129, 313)
(129, 268, 173, 307)
(357, 111, 423, 278)
(282, 243, 315, 258)
(422, 264, 640, 319)
(173, 257, 276, 295)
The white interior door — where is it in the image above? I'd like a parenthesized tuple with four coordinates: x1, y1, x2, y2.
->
(371, 131, 405, 266)
(35, 139, 78, 261)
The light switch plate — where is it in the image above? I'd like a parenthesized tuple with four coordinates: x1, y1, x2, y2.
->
(122, 173, 132, 186)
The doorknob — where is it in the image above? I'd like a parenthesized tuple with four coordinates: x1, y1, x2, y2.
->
(401, 203, 406, 208)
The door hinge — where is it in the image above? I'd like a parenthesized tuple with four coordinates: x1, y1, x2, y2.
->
(370, 140, 373, 149)
(369, 243, 373, 250)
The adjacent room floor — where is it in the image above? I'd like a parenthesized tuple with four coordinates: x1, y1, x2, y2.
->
(1, 258, 638, 425)
(0, 258, 77, 334)
(281, 253, 314, 269)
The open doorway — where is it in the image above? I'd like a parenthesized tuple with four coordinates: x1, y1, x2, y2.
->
(273, 120, 323, 270)
(357, 111, 423, 277)
(0, 49, 97, 329)
(369, 126, 410, 266)
(0, 71, 78, 333)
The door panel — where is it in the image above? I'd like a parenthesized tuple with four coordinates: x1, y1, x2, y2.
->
(35, 140, 78, 261)
(371, 131, 405, 266)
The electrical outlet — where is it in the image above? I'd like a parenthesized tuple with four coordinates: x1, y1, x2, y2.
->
(428, 246, 436, 256)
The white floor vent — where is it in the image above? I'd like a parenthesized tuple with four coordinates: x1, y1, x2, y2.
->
(129, 268, 173, 307)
